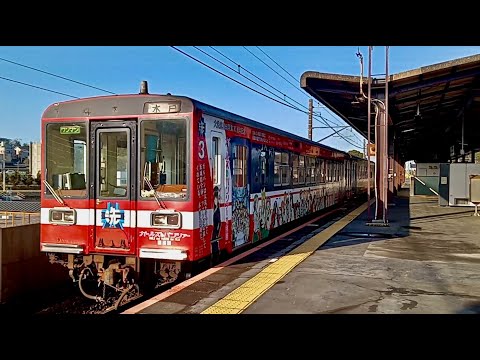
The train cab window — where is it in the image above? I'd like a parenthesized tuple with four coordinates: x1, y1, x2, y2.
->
(274, 151, 290, 186)
(233, 145, 247, 187)
(140, 119, 188, 200)
(45, 122, 87, 198)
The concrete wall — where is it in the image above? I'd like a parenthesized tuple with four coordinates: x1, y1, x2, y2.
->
(0, 223, 69, 304)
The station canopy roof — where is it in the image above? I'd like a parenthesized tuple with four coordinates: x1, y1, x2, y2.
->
(301, 54, 480, 164)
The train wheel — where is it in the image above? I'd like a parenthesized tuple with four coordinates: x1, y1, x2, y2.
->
(114, 284, 141, 310)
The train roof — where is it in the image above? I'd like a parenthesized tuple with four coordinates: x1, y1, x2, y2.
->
(42, 92, 368, 161)
(190, 98, 352, 157)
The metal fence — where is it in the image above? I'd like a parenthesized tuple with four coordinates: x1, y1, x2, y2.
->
(0, 200, 40, 227)
(0, 201, 41, 213)
(0, 211, 40, 227)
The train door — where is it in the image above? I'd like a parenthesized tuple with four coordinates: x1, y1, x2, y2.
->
(229, 137, 250, 249)
(90, 120, 137, 256)
(210, 130, 225, 255)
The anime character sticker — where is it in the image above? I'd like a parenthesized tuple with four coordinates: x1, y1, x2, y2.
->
(211, 185, 221, 254)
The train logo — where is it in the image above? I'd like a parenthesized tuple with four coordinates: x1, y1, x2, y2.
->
(101, 202, 125, 229)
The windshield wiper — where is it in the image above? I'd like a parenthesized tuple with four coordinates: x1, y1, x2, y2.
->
(143, 177, 165, 209)
(43, 179, 66, 206)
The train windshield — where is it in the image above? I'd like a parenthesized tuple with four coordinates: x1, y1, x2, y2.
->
(140, 118, 188, 200)
(45, 122, 87, 198)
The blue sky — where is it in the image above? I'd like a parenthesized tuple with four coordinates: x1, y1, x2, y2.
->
(1, 46, 480, 152)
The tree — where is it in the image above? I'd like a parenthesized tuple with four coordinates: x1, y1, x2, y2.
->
(476, 151, 480, 164)
(348, 149, 364, 159)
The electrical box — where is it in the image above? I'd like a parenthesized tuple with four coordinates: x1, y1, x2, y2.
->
(449, 163, 480, 206)
(470, 175, 480, 204)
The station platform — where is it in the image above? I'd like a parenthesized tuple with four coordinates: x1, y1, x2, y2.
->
(124, 186, 480, 315)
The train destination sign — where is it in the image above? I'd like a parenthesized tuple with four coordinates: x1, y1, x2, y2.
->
(60, 126, 81, 134)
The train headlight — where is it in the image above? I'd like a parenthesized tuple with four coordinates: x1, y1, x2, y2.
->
(151, 211, 181, 229)
(49, 209, 76, 225)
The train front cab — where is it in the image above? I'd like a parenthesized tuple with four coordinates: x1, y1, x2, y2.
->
(40, 98, 202, 296)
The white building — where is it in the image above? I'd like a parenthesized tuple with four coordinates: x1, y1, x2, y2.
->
(29, 142, 41, 178)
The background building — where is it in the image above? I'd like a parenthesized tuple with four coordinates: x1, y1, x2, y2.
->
(29, 142, 41, 178)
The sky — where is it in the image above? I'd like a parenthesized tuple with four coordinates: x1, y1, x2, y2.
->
(1, 46, 480, 152)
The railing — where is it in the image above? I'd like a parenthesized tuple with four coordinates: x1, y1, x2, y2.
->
(0, 211, 40, 227)
(410, 176, 439, 196)
(0, 201, 41, 212)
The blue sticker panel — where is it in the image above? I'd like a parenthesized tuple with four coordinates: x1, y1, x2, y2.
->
(101, 202, 125, 229)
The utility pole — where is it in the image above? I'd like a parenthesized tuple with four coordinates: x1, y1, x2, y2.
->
(367, 46, 372, 220)
(0, 142, 5, 192)
(308, 99, 313, 140)
(384, 45, 389, 224)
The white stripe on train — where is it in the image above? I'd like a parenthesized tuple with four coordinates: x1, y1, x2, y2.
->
(40, 184, 342, 228)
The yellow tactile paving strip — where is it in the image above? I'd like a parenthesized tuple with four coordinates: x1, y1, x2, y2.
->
(201, 201, 370, 314)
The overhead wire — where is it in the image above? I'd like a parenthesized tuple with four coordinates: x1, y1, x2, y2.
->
(170, 46, 305, 112)
(198, 47, 348, 137)
(255, 46, 298, 83)
(209, 46, 348, 131)
(1, 49, 363, 149)
(194, 47, 363, 149)
(174, 46, 362, 149)
(242, 46, 306, 98)
(0, 57, 117, 95)
(245, 46, 364, 144)
(0, 75, 79, 99)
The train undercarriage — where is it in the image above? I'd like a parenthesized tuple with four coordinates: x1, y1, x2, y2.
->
(47, 253, 185, 312)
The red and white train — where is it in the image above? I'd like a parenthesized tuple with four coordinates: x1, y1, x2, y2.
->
(40, 81, 371, 307)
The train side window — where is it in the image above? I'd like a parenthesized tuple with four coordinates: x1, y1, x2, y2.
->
(315, 159, 325, 183)
(274, 151, 290, 186)
(325, 160, 330, 182)
(282, 152, 290, 185)
(233, 145, 247, 187)
(212, 136, 220, 186)
(321, 159, 326, 183)
(292, 154, 299, 184)
(298, 155, 305, 184)
(260, 148, 269, 185)
(307, 157, 315, 184)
